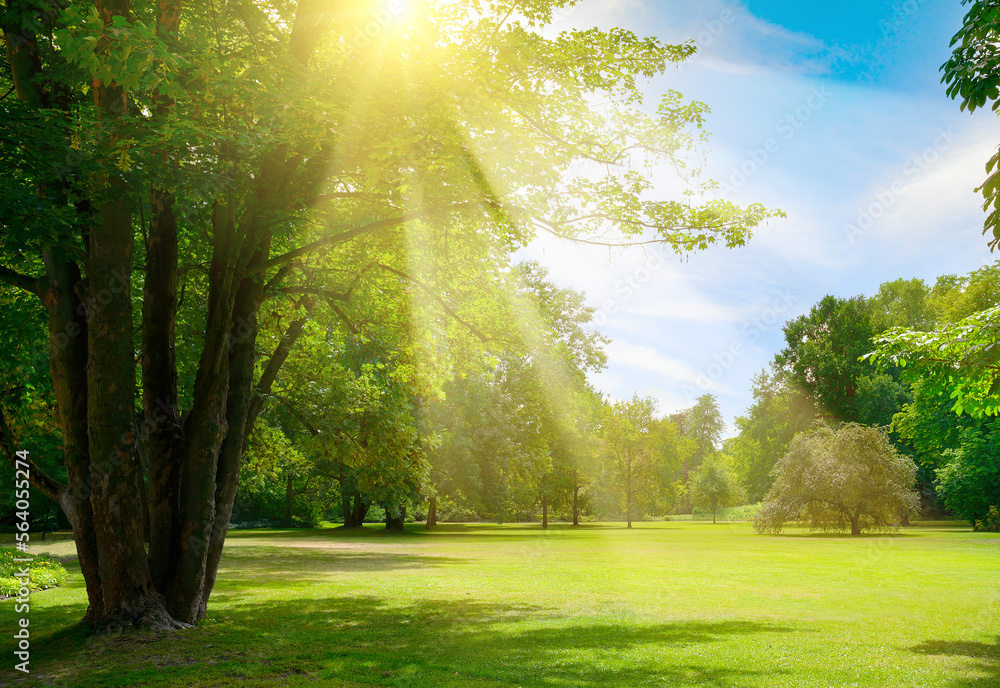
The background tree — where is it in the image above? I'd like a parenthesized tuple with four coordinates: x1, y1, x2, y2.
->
(775, 295, 878, 422)
(935, 424, 1000, 529)
(672, 393, 724, 511)
(727, 367, 818, 503)
(600, 395, 667, 528)
(688, 457, 743, 524)
(754, 423, 919, 536)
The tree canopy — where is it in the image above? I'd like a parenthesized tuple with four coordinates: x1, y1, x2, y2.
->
(1, 0, 782, 630)
(754, 423, 919, 536)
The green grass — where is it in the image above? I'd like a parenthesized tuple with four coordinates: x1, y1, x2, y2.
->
(2, 521, 998, 687)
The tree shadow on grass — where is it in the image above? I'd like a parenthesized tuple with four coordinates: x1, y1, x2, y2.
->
(28, 595, 796, 687)
(909, 637, 1000, 688)
(217, 546, 468, 574)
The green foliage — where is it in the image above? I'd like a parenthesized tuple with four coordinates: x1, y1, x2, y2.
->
(775, 295, 878, 422)
(935, 424, 1000, 528)
(869, 305, 1000, 417)
(975, 505, 1000, 532)
(688, 457, 743, 522)
(854, 373, 911, 427)
(942, 1, 1000, 248)
(929, 263, 1000, 323)
(728, 368, 818, 503)
(0, 548, 68, 597)
(598, 394, 683, 523)
(868, 278, 934, 331)
(754, 423, 920, 535)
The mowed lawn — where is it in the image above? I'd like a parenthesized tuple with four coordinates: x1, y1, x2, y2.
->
(2, 522, 999, 687)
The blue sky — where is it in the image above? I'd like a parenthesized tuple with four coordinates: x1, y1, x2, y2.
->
(521, 0, 1000, 435)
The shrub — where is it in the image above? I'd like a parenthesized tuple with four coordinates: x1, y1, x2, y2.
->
(0, 548, 68, 597)
(975, 505, 1000, 532)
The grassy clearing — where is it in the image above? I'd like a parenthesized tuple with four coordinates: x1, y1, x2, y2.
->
(1, 522, 998, 687)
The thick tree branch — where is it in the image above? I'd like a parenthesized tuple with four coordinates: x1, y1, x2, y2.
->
(252, 202, 483, 275)
(0, 404, 65, 501)
(245, 308, 309, 436)
(251, 213, 421, 274)
(374, 263, 490, 343)
(0, 265, 42, 295)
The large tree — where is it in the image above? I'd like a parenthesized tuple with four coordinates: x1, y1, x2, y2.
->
(600, 394, 676, 528)
(1, 0, 777, 630)
(775, 295, 879, 422)
(754, 423, 919, 536)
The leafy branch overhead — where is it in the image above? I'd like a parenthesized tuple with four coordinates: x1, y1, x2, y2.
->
(867, 306, 1000, 417)
(942, 0, 1000, 249)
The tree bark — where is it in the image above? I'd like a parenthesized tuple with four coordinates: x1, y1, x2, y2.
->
(40, 254, 105, 624)
(385, 504, 406, 532)
(284, 472, 294, 526)
(198, 257, 274, 621)
(850, 507, 861, 536)
(339, 466, 355, 527)
(572, 484, 580, 527)
(143, 188, 184, 593)
(350, 494, 369, 526)
(86, 180, 171, 630)
(84, 0, 178, 629)
(626, 461, 633, 529)
(426, 495, 437, 528)
(541, 494, 548, 530)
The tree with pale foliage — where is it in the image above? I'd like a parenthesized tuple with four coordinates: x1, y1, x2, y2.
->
(754, 423, 919, 536)
(689, 457, 743, 524)
(601, 395, 659, 529)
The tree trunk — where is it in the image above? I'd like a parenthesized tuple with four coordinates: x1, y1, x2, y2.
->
(385, 504, 405, 532)
(39, 253, 104, 625)
(85, 3, 179, 628)
(196, 263, 270, 621)
(541, 494, 548, 529)
(143, 185, 184, 594)
(284, 472, 294, 526)
(712, 506, 717, 524)
(626, 462, 633, 529)
(340, 466, 354, 527)
(162, 190, 240, 624)
(850, 506, 861, 536)
(352, 495, 369, 526)
(572, 486, 580, 526)
(87, 180, 173, 629)
(426, 495, 437, 528)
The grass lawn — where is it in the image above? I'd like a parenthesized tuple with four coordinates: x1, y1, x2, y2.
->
(1, 521, 998, 687)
